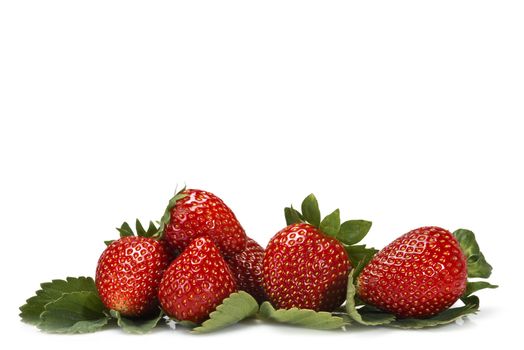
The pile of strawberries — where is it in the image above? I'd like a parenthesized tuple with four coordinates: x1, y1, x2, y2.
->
(20, 188, 497, 334)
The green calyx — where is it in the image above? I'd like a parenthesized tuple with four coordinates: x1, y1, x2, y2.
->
(104, 186, 188, 246)
(452, 228, 498, 299)
(453, 229, 494, 278)
(158, 186, 188, 233)
(284, 193, 373, 243)
(105, 219, 163, 246)
(284, 193, 376, 271)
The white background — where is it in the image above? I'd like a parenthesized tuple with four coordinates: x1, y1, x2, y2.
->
(1, 1, 522, 349)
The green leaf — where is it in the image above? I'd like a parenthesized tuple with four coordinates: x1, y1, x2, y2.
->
(192, 291, 259, 333)
(453, 229, 493, 278)
(38, 291, 109, 333)
(386, 296, 480, 329)
(110, 309, 164, 334)
(136, 219, 160, 239)
(147, 221, 159, 237)
(114, 219, 161, 241)
(463, 281, 498, 297)
(19, 276, 98, 325)
(135, 219, 146, 237)
(345, 270, 395, 325)
(301, 194, 321, 227)
(343, 244, 378, 277)
(259, 302, 347, 330)
(104, 240, 115, 246)
(117, 222, 134, 237)
(319, 209, 340, 237)
(159, 187, 187, 232)
(284, 206, 304, 225)
(338, 220, 372, 245)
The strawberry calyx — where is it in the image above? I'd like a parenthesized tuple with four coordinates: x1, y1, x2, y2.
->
(104, 186, 189, 246)
(104, 219, 164, 246)
(453, 229, 498, 296)
(284, 193, 376, 270)
(158, 186, 188, 233)
(453, 229, 493, 278)
(284, 193, 372, 242)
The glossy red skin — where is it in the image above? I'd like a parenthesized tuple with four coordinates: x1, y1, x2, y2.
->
(96, 236, 171, 317)
(262, 223, 351, 312)
(158, 236, 237, 323)
(226, 237, 268, 303)
(164, 189, 247, 257)
(358, 226, 467, 318)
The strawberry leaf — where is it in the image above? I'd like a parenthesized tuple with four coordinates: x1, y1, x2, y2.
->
(110, 309, 164, 334)
(146, 221, 160, 238)
(135, 219, 147, 237)
(117, 222, 134, 237)
(385, 296, 480, 329)
(38, 291, 110, 333)
(301, 194, 321, 227)
(453, 229, 493, 278)
(159, 187, 187, 233)
(284, 206, 304, 225)
(135, 219, 161, 239)
(343, 244, 378, 276)
(319, 209, 340, 237)
(463, 281, 498, 297)
(114, 220, 162, 241)
(19, 276, 98, 325)
(192, 291, 259, 333)
(345, 270, 395, 325)
(338, 220, 372, 245)
(259, 302, 347, 330)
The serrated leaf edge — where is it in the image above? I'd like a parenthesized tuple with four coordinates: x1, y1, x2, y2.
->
(19, 276, 98, 325)
(37, 291, 109, 334)
(110, 309, 164, 334)
(258, 302, 348, 330)
(191, 291, 259, 334)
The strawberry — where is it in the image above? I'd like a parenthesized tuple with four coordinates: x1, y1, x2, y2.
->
(160, 188, 247, 257)
(262, 194, 373, 312)
(158, 236, 237, 323)
(96, 220, 172, 317)
(357, 226, 468, 318)
(226, 237, 267, 303)
(263, 223, 350, 311)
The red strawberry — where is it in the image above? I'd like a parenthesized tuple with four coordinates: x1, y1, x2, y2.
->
(262, 194, 373, 312)
(158, 236, 237, 323)
(263, 223, 351, 311)
(357, 226, 468, 318)
(96, 236, 171, 317)
(226, 237, 267, 303)
(161, 189, 247, 257)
